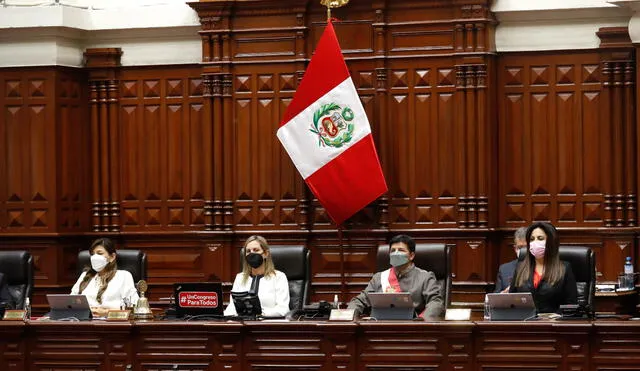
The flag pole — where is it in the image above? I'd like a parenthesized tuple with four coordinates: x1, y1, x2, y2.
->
(318, 0, 350, 304)
(338, 224, 346, 305)
(320, 0, 350, 22)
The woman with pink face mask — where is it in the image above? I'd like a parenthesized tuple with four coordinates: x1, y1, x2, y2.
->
(509, 222, 577, 313)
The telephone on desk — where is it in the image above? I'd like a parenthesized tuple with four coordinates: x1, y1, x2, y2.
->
(559, 304, 590, 320)
(286, 301, 333, 320)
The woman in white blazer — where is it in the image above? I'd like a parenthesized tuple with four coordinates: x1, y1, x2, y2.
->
(71, 238, 139, 317)
(224, 235, 290, 317)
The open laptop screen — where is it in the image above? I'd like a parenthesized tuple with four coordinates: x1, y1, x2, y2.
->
(173, 282, 223, 318)
(487, 292, 537, 321)
(368, 292, 414, 320)
(46, 294, 92, 321)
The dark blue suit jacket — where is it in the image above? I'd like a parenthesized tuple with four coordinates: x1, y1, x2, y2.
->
(494, 259, 517, 293)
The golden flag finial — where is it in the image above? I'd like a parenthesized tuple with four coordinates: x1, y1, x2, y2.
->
(320, 0, 349, 21)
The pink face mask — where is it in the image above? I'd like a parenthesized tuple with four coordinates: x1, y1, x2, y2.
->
(529, 240, 546, 259)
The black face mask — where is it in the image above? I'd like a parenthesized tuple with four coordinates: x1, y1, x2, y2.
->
(246, 253, 264, 269)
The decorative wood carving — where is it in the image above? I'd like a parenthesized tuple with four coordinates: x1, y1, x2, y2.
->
(85, 48, 123, 232)
(597, 27, 636, 228)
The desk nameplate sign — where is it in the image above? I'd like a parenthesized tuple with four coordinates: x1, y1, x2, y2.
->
(329, 309, 355, 321)
(107, 310, 131, 321)
(444, 308, 471, 321)
(3, 309, 26, 321)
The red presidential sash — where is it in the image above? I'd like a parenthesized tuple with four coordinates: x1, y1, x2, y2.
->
(387, 267, 402, 292)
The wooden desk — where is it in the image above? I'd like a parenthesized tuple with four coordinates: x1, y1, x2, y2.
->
(1, 320, 640, 371)
(595, 289, 638, 315)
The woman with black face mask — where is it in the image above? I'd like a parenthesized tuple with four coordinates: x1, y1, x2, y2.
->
(223, 235, 290, 317)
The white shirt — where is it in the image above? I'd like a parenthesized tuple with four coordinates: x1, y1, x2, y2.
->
(223, 270, 290, 317)
(71, 270, 139, 309)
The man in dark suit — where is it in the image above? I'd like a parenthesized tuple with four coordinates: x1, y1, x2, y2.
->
(494, 227, 528, 293)
(0, 272, 15, 310)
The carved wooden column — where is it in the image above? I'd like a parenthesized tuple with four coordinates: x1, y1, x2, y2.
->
(453, 4, 496, 229)
(221, 71, 234, 231)
(294, 10, 312, 230)
(192, 3, 232, 231)
(373, 2, 389, 229)
(85, 48, 122, 232)
(598, 27, 636, 227)
(201, 75, 215, 230)
(454, 64, 470, 228)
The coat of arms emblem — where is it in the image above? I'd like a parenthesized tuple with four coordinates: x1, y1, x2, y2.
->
(309, 103, 355, 147)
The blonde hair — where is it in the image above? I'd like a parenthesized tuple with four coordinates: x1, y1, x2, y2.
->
(241, 235, 276, 284)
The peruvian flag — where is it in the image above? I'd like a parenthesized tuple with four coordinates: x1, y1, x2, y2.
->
(277, 21, 387, 225)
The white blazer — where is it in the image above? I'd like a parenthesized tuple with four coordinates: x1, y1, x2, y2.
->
(71, 270, 139, 309)
(224, 270, 290, 317)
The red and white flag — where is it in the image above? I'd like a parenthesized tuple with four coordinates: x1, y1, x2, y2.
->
(277, 21, 387, 225)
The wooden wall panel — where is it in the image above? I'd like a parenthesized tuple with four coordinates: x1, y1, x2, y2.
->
(0, 69, 57, 232)
(385, 60, 459, 228)
(0, 67, 87, 234)
(118, 67, 204, 231)
(498, 53, 605, 227)
(56, 69, 90, 232)
(232, 66, 303, 229)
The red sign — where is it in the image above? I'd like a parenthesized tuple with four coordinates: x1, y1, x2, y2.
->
(178, 292, 219, 308)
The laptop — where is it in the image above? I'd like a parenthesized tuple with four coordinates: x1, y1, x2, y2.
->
(46, 294, 92, 321)
(368, 292, 414, 320)
(173, 282, 223, 318)
(487, 292, 537, 321)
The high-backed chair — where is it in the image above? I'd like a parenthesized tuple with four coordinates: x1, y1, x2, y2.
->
(517, 246, 595, 312)
(239, 245, 310, 310)
(0, 251, 34, 309)
(77, 249, 148, 283)
(376, 243, 452, 309)
(559, 246, 595, 312)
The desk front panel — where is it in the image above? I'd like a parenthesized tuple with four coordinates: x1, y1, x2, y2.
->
(1, 320, 639, 371)
(358, 322, 474, 371)
(475, 321, 590, 371)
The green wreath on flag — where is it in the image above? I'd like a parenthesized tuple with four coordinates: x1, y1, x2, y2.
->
(309, 103, 355, 148)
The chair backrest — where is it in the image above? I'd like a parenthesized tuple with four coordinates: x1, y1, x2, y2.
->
(78, 249, 148, 283)
(0, 250, 34, 309)
(239, 245, 310, 310)
(376, 243, 452, 309)
(517, 245, 595, 310)
(559, 246, 595, 311)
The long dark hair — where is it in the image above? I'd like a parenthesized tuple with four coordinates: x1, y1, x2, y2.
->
(514, 222, 565, 287)
(78, 238, 118, 304)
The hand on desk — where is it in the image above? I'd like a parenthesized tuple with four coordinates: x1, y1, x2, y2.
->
(91, 307, 109, 317)
(500, 286, 510, 293)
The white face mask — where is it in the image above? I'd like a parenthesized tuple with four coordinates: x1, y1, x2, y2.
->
(90, 254, 109, 272)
